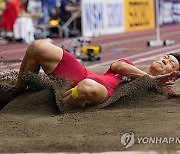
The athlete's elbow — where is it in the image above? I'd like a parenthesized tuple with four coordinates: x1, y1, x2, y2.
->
(112, 62, 127, 73)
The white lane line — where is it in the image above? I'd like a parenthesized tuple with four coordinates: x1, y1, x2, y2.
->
(100, 30, 180, 49)
(0, 31, 180, 70)
(134, 48, 180, 64)
(87, 44, 180, 69)
(0, 30, 180, 55)
(1, 44, 180, 69)
(1, 47, 180, 72)
(92, 25, 180, 41)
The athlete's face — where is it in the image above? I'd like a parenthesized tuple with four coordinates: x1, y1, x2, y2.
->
(148, 54, 179, 75)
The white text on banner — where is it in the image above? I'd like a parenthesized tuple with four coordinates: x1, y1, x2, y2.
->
(82, 0, 125, 37)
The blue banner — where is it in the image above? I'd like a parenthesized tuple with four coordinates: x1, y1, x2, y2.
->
(159, 0, 180, 25)
(82, 0, 125, 37)
(84, 3, 104, 31)
(106, 3, 123, 28)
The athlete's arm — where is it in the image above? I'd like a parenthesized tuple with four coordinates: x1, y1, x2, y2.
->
(111, 61, 180, 85)
(111, 61, 148, 79)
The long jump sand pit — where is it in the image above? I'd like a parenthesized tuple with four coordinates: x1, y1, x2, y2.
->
(0, 71, 180, 153)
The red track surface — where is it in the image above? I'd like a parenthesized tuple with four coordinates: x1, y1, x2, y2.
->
(0, 24, 180, 72)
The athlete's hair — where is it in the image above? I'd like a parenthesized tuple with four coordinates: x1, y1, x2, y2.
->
(169, 53, 180, 79)
(170, 53, 180, 70)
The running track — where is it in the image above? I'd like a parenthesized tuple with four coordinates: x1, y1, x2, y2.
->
(0, 24, 180, 73)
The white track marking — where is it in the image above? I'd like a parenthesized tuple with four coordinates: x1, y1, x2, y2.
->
(134, 49, 180, 64)
(1, 45, 180, 72)
(1, 30, 180, 72)
(87, 44, 180, 69)
(0, 30, 180, 55)
(101, 31, 180, 49)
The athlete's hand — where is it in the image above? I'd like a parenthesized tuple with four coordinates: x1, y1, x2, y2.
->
(152, 71, 180, 86)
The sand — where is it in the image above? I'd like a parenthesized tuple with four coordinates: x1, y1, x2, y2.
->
(0, 72, 180, 153)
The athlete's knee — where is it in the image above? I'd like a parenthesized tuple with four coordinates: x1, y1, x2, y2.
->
(77, 79, 99, 99)
(26, 40, 46, 57)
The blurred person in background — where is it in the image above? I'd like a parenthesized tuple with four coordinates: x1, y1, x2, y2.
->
(59, 0, 81, 35)
(60, 0, 80, 22)
(40, 0, 50, 24)
(0, 0, 35, 43)
(39, 0, 59, 25)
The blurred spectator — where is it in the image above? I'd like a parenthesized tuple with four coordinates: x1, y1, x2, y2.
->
(0, 0, 35, 43)
(39, 0, 50, 24)
(59, 0, 81, 35)
(60, 0, 80, 23)
(39, 0, 58, 24)
(0, 0, 26, 38)
(49, 0, 61, 20)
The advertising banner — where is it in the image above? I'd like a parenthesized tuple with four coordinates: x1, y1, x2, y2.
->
(125, 0, 155, 32)
(82, 0, 125, 37)
(159, 0, 180, 25)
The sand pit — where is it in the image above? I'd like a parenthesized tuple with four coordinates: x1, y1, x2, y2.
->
(0, 72, 180, 153)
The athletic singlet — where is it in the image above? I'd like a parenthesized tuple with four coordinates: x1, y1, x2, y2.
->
(86, 59, 134, 99)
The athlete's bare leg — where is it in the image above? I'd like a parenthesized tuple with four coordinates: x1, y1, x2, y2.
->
(15, 40, 63, 89)
(63, 79, 107, 107)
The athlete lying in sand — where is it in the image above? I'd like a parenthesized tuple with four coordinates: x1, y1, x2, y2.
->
(14, 40, 180, 107)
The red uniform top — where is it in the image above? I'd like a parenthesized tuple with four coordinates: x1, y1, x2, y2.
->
(0, 0, 25, 31)
(86, 59, 134, 99)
